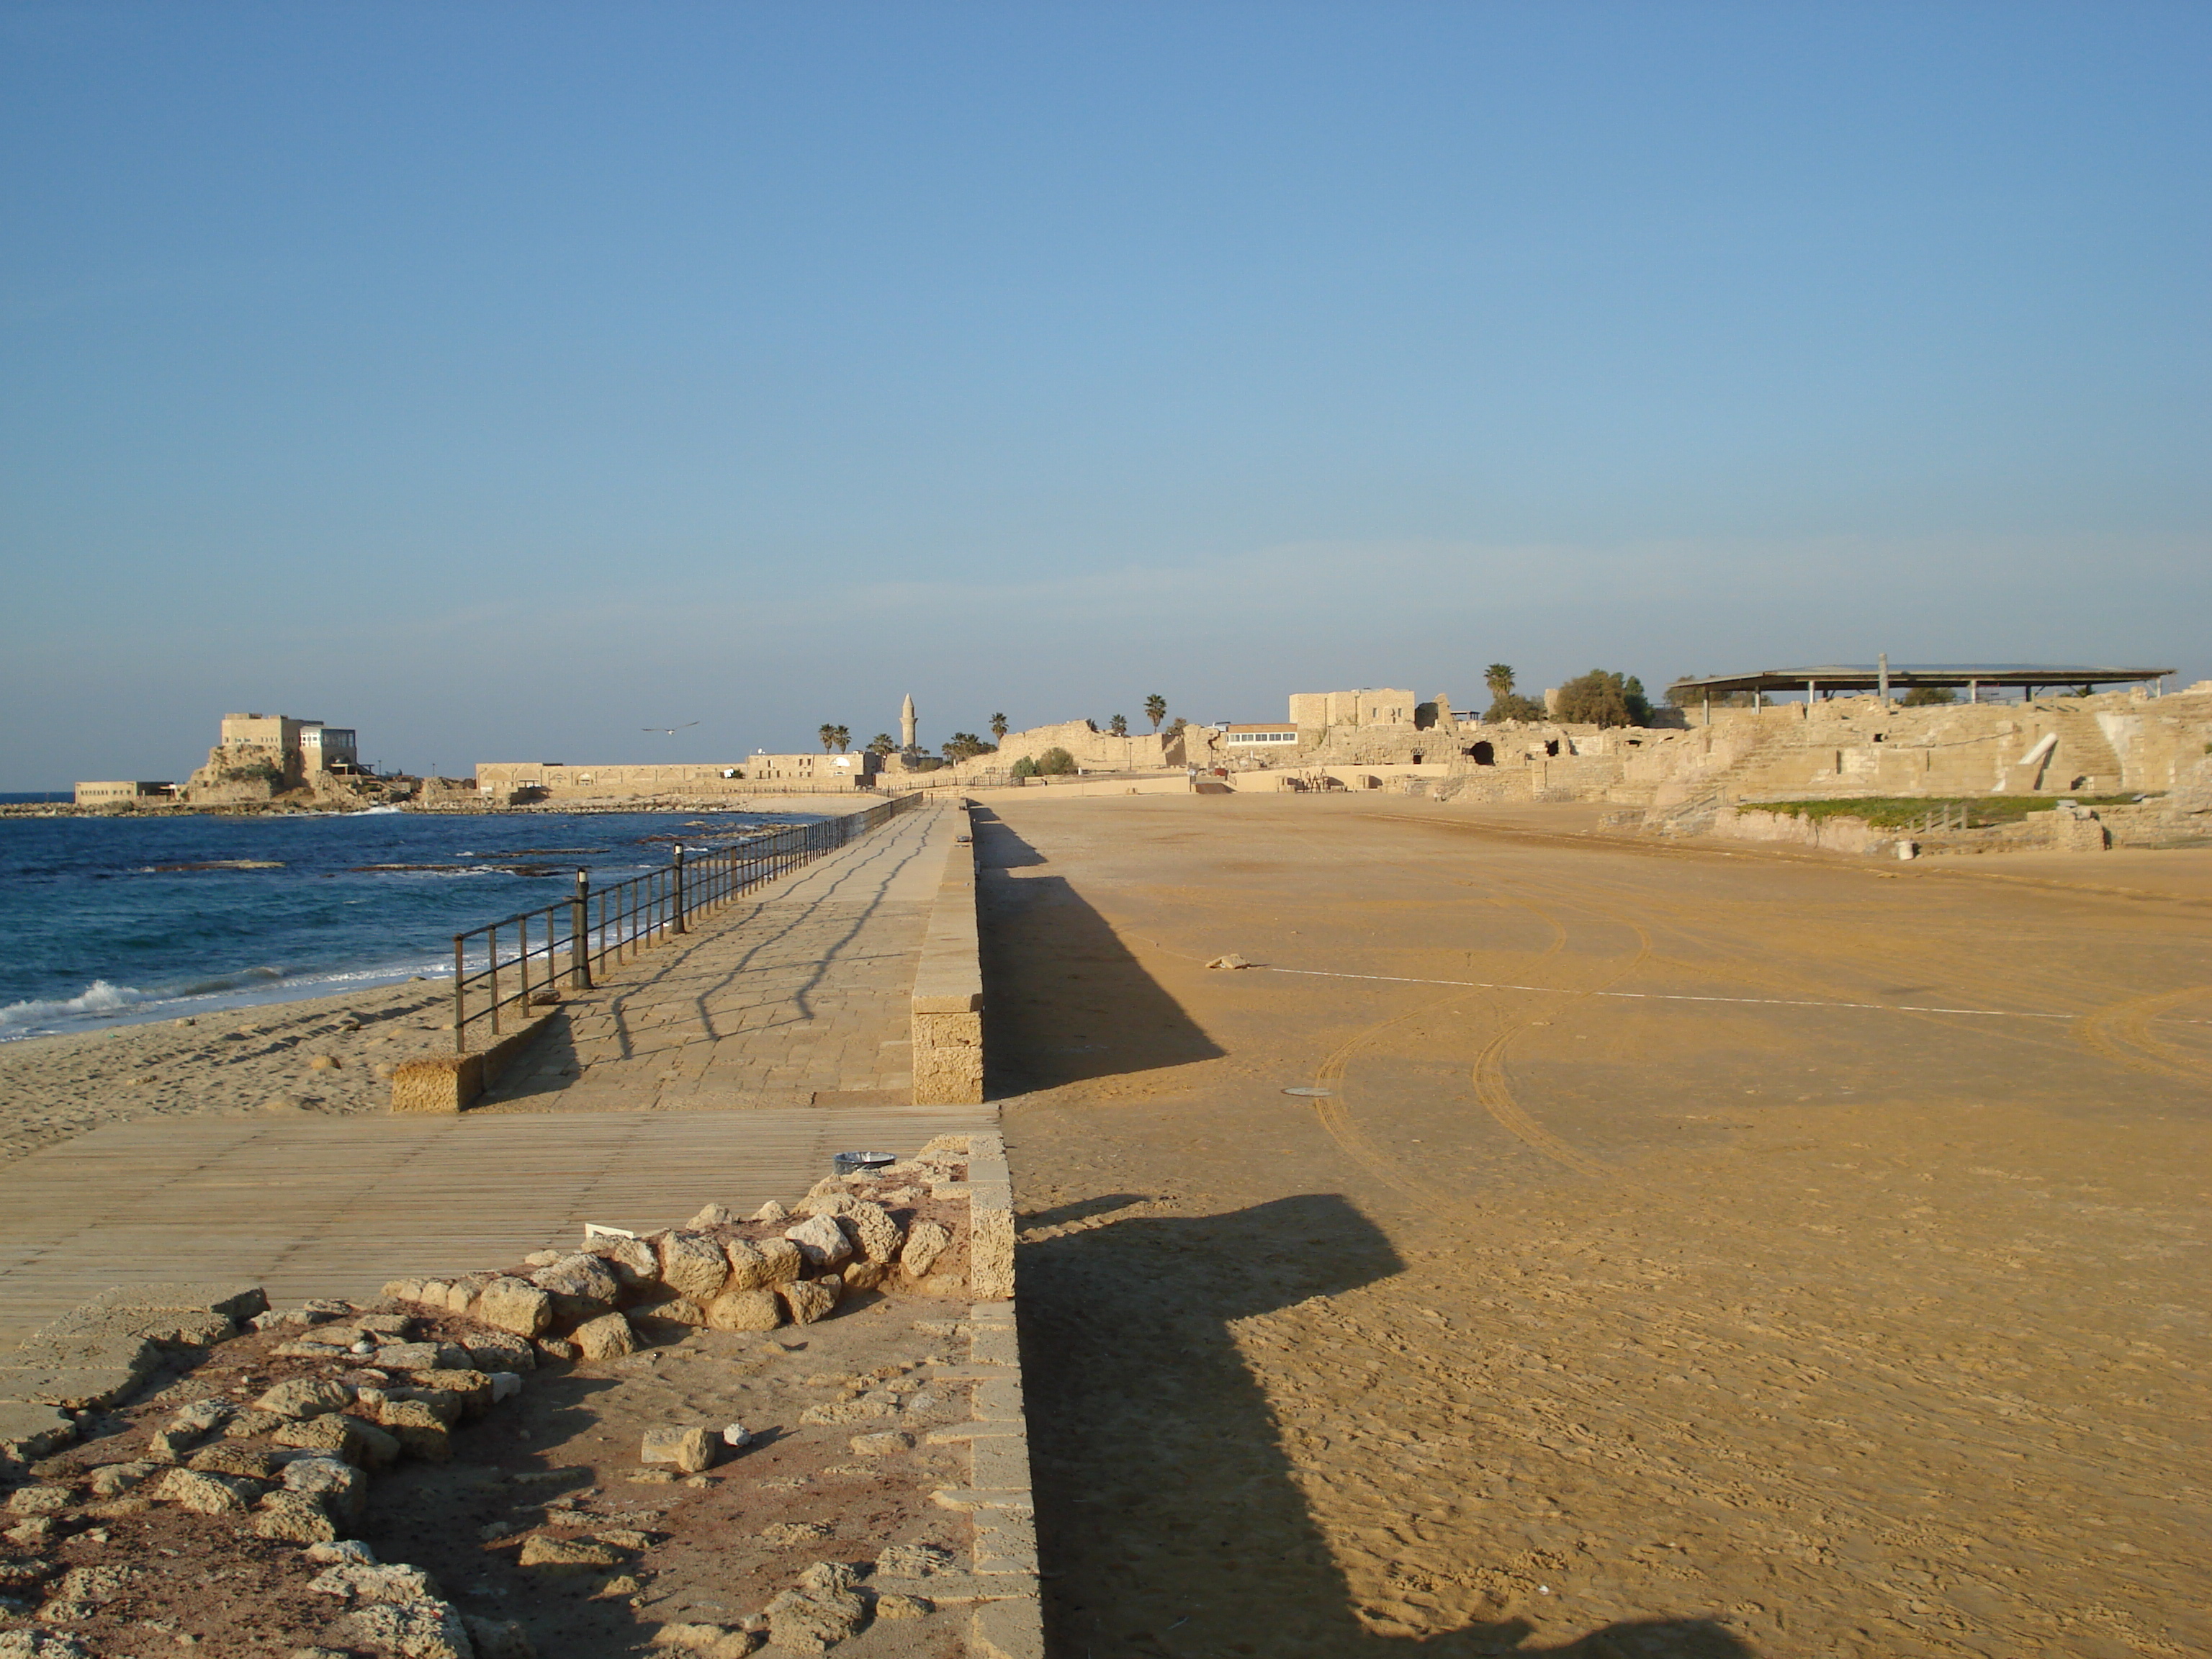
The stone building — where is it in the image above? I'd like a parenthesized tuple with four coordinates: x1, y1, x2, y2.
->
(73, 780, 174, 806)
(183, 711, 364, 803)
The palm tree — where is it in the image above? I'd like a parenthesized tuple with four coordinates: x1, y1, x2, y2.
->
(832, 726, 851, 753)
(1485, 664, 1516, 702)
(990, 712, 1009, 742)
(866, 733, 897, 756)
(1109, 714, 1129, 738)
(1144, 693, 1166, 732)
(817, 724, 837, 753)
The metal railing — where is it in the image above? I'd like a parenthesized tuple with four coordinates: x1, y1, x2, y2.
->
(1905, 802, 1978, 836)
(449, 793, 925, 1052)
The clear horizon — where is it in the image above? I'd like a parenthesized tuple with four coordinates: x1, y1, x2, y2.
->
(4, 2, 2206, 788)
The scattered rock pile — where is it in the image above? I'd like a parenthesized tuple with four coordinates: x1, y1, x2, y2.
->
(0, 1136, 1011, 1657)
(0, 1286, 536, 1655)
(378, 1141, 975, 1357)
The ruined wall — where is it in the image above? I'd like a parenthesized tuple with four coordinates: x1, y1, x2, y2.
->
(953, 719, 1179, 775)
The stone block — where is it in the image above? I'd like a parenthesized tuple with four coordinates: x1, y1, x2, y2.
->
(459, 1332, 536, 1372)
(776, 1277, 840, 1326)
(254, 1491, 341, 1543)
(190, 1443, 285, 1480)
(974, 1511, 1040, 1575)
(969, 1435, 1033, 1491)
(782, 1213, 850, 1271)
(283, 1455, 368, 1520)
(390, 1052, 480, 1114)
(910, 1010, 984, 1106)
(405, 1370, 494, 1418)
(654, 1232, 731, 1302)
(0, 1403, 76, 1461)
(971, 1325, 1020, 1367)
(519, 1534, 620, 1571)
(571, 1312, 637, 1360)
(253, 1378, 351, 1420)
(703, 1290, 781, 1332)
(472, 1277, 553, 1338)
(899, 1221, 950, 1278)
(640, 1426, 715, 1473)
(753, 1237, 803, 1286)
(530, 1254, 620, 1326)
(971, 1596, 1046, 1659)
(838, 1202, 903, 1264)
(385, 1389, 462, 1426)
(153, 1467, 261, 1514)
(968, 1202, 1015, 1302)
(974, 1376, 1025, 1423)
(370, 1342, 444, 1371)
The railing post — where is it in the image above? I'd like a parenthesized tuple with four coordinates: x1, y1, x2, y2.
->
(673, 846, 687, 934)
(571, 870, 591, 989)
(452, 934, 465, 1054)
(488, 922, 501, 1039)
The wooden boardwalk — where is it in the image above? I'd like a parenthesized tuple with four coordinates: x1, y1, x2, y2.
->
(0, 1104, 992, 1345)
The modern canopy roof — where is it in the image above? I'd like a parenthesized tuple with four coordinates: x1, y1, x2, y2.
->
(1668, 663, 2174, 698)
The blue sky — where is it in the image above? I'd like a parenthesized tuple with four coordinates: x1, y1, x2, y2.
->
(3, 1, 2206, 784)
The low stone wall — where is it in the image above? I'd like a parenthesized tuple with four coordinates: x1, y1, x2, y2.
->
(908, 1130, 1038, 1659)
(912, 806, 985, 1107)
(1708, 806, 1896, 855)
(390, 1012, 559, 1114)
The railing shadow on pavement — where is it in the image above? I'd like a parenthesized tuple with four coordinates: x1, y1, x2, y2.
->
(1022, 1194, 1756, 1658)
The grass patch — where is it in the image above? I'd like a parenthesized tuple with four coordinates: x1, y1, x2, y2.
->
(1740, 794, 2149, 830)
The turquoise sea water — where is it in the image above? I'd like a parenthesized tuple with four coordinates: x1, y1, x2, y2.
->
(0, 806, 803, 1040)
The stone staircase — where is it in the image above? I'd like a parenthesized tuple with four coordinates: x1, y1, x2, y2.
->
(2044, 708, 2125, 793)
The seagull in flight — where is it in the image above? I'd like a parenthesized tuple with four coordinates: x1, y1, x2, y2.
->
(642, 721, 701, 735)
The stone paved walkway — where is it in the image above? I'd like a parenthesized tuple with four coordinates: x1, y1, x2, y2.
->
(479, 801, 956, 1110)
(0, 802, 987, 1343)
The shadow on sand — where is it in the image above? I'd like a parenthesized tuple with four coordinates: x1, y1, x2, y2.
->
(972, 809, 1223, 1094)
(1021, 1195, 1754, 1658)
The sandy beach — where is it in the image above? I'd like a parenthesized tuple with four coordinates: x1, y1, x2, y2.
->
(984, 793, 2211, 1658)
(0, 982, 452, 1171)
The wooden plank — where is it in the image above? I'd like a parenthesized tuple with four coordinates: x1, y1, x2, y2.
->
(0, 1105, 994, 1344)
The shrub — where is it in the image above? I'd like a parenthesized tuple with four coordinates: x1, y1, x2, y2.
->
(1010, 755, 1038, 778)
(1483, 694, 1547, 724)
(1035, 747, 1077, 775)
(1900, 686, 1957, 706)
(1552, 670, 1650, 728)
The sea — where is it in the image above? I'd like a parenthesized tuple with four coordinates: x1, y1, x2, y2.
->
(0, 804, 811, 1041)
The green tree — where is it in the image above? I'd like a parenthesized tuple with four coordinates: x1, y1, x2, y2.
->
(1109, 713, 1129, 737)
(1143, 693, 1166, 732)
(1482, 662, 1545, 723)
(866, 732, 897, 755)
(1010, 755, 1039, 778)
(990, 712, 1010, 742)
(1900, 686, 1957, 706)
(942, 732, 998, 762)
(832, 725, 851, 753)
(817, 724, 838, 753)
(1552, 670, 1650, 728)
(1035, 746, 1077, 775)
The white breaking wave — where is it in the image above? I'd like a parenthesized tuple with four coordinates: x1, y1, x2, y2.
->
(0, 979, 146, 1028)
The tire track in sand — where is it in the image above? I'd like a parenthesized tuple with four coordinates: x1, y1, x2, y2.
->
(2074, 984, 2212, 1084)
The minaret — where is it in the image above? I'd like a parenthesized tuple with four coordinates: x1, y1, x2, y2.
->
(900, 694, 917, 752)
